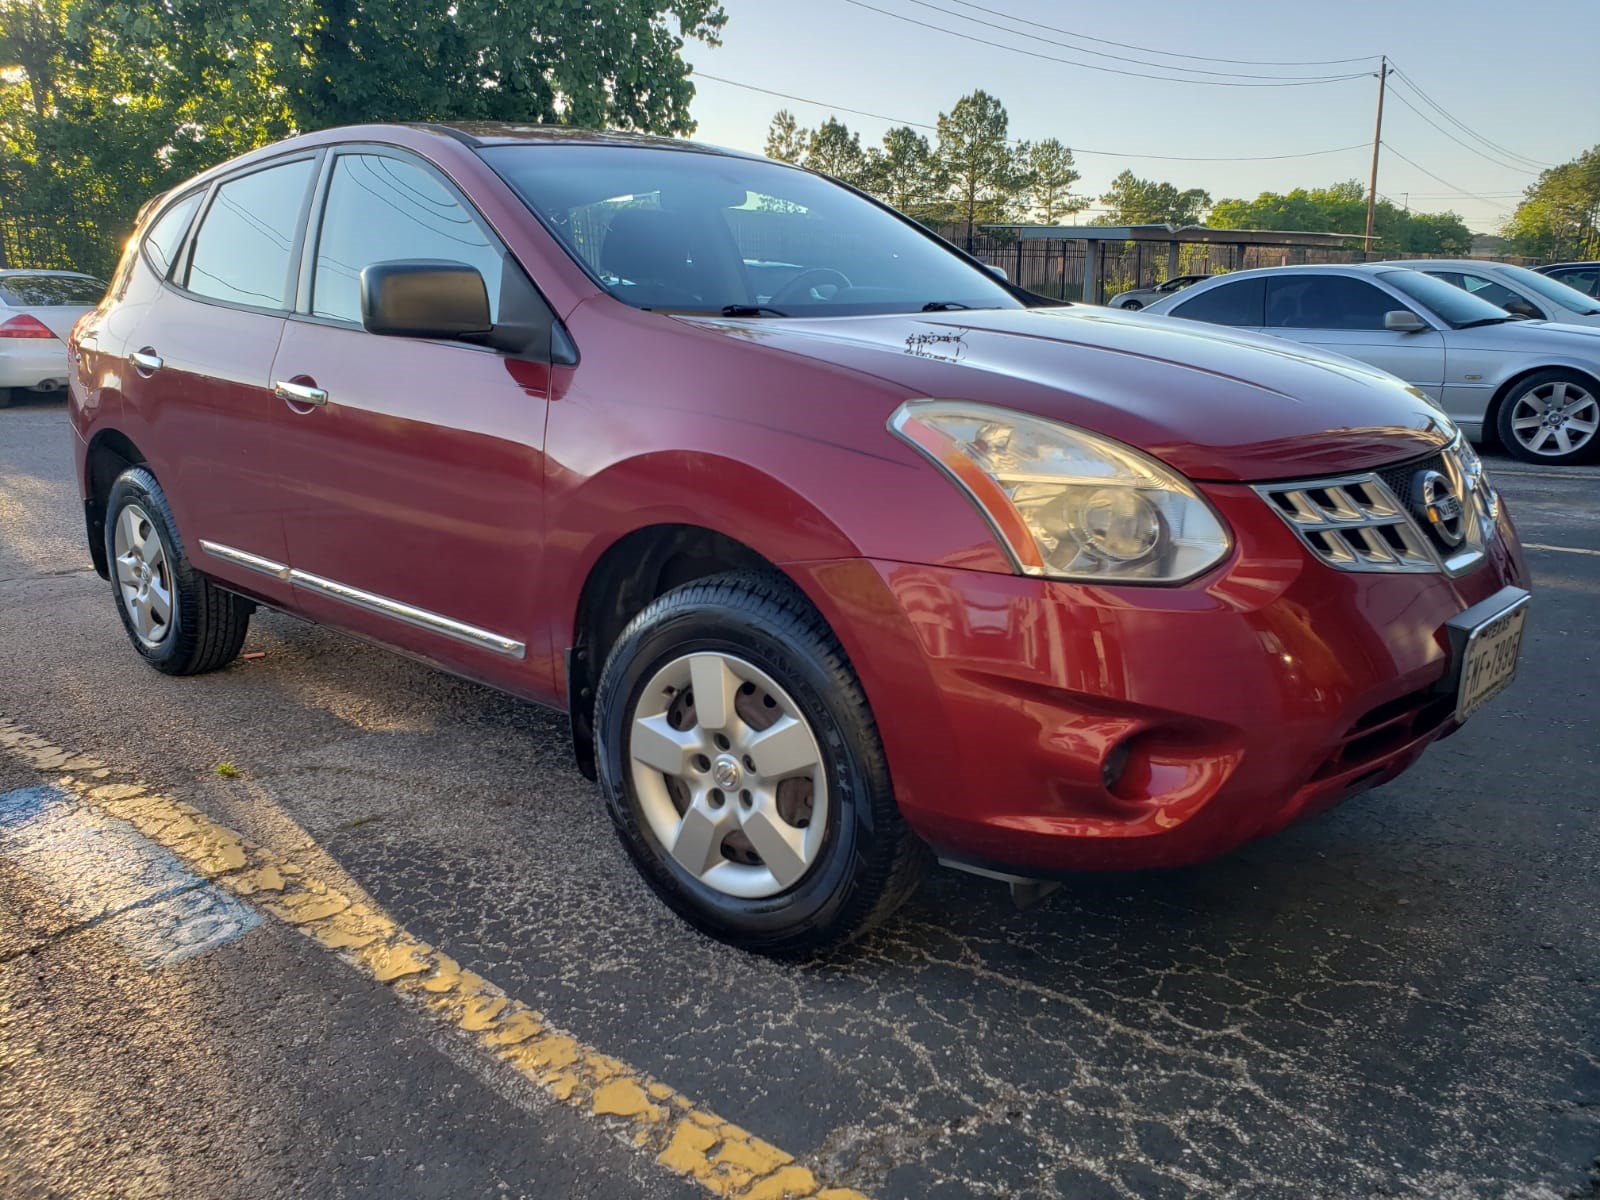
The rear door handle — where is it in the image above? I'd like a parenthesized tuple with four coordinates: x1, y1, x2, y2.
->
(130, 350, 163, 373)
(274, 380, 328, 407)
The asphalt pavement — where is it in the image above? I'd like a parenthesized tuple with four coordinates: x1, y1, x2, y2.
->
(1, 395, 1596, 1199)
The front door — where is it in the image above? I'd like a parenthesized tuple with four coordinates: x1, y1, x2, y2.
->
(267, 149, 550, 687)
(1263, 274, 1447, 400)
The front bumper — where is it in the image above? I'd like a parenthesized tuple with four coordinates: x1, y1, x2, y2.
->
(787, 482, 1528, 875)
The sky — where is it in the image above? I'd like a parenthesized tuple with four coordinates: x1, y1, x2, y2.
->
(677, 0, 1600, 232)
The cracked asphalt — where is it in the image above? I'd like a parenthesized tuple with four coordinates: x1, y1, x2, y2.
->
(2, 396, 1597, 1198)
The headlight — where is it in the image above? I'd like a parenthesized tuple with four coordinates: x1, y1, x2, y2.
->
(890, 400, 1232, 583)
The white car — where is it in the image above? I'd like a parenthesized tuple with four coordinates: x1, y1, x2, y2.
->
(0, 270, 106, 407)
(1393, 258, 1600, 328)
(1142, 263, 1600, 465)
(1106, 274, 1209, 310)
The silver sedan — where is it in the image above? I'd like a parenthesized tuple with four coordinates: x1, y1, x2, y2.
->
(1390, 258, 1600, 327)
(1141, 262, 1600, 465)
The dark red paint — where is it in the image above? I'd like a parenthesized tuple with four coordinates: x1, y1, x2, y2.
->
(69, 124, 1527, 877)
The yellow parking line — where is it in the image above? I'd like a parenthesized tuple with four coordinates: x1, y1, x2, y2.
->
(0, 716, 867, 1200)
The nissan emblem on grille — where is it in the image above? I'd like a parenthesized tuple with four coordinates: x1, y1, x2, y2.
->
(1411, 469, 1466, 547)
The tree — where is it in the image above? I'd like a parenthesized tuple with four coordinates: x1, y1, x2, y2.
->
(1504, 146, 1600, 260)
(764, 109, 806, 164)
(1096, 171, 1210, 226)
(936, 89, 1026, 247)
(803, 116, 866, 186)
(1209, 180, 1470, 254)
(862, 125, 946, 222)
(0, 0, 727, 273)
(1022, 137, 1086, 225)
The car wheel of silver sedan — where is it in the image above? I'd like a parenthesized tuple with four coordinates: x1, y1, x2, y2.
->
(594, 570, 928, 956)
(1498, 370, 1600, 465)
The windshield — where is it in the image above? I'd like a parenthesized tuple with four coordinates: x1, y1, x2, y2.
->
(1378, 269, 1511, 328)
(482, 145, 1022, 318)
(0, 274, 105, 306)
(1496, 263, 1600, 314)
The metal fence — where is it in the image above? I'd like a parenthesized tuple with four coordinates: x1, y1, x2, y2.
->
(0, 217, 124, 278)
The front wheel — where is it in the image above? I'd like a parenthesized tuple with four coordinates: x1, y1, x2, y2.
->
(594, 571, 927, 955)
(1119, 299, 1143, 310)
(1496, 370, 1600, 464)
(104, 466, 252, 674)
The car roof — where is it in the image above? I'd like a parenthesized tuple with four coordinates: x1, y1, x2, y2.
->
(1379, 258, 1515, 271)
(1542, 261, 1600, 269)
(418, 121, 764, 159)
(0, 269, 100, 279)
(1174, 262, 1403, 283)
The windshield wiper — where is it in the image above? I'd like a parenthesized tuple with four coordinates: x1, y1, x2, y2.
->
(921, 301, 973, 312)
(719, 304, 789, 318)
(1456, 316, 1517, 328)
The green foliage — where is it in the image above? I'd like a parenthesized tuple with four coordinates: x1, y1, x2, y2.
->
(936, 89, 1028, 244)
(1504, 145, 1600, 260)
(862, 126, 946, 222)
(1209, 180, 1471, 254)
(1095, 170, 1211, 227)
(764, 109, 805, 164)
(804, 116, 867, 186)
(1023, 138, 1086, 225)
(0, 0, 725, 272)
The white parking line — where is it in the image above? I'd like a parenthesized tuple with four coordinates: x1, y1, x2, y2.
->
(1523, 543, 1600, 558)
(1490, 468, 1597, 481)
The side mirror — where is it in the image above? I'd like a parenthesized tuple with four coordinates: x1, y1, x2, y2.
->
(1384, 309, 1428, 333)
(985, 263, 1010, 282)
(361, 260, 492, 340)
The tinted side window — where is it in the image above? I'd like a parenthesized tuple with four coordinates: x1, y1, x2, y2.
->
(1265, 276, 1399, 330)
(1551, 268, 1599, 298)
(142, 193, 202, 279)
(186, 159, 315, 309)
(1458, 273, 1535, 314)
(1170, 278, 1263, 326)
(312, 154, 504, 324)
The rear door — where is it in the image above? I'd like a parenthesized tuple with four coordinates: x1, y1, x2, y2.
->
(1263, 274, 1446, 398)
(126, 155, 320, 600)
(266, 147, 552, 685)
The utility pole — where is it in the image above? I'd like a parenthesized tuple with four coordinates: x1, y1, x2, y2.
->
(1364, 55, 1390, 258)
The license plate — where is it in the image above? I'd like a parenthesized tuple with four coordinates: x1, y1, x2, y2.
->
(1450, 590, 1529, 723)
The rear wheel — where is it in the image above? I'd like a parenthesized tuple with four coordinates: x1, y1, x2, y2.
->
(594, 571, 927, 955)
(1119, 299, 1143, 310)
(1496, 370, 1600, 465)
(105, 467, 251, 675)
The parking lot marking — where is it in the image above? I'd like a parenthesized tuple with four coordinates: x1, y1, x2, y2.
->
(0, 717, 867, 1200)
(1488, 467, 1598, 481)
(0, 783, 261, 969)
(1523, 542, 1600, 558)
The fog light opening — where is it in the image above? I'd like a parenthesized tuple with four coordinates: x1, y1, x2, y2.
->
(1101, 738, 1132, 793)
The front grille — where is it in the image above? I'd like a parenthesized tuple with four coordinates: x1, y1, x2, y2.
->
(1254, 444, 1487, 576)
(1311, 686, 1454, 780)
(1257, 473, 1438, 573)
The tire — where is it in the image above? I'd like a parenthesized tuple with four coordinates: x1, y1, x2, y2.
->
(1120, 300, 1143, 310)
(594, 571, 928, 956)
(0, 389, 14, 409)
(1496, 370, 1600, 465)
(104, 466, 251, 675)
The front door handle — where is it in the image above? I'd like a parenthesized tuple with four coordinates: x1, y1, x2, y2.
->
(274, 380, 328, 407)
(130, 350, 163, 373)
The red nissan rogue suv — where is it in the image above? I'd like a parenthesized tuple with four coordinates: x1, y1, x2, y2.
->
(69, 124, 1530, 954)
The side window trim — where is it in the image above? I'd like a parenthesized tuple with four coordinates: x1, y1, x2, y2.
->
(296, 143, 515, 325)
(174, 149, 324, 317)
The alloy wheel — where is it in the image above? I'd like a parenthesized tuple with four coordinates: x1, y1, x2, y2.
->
(627, 651, 827, 899)
(1508, 380, 1600, 458)
(113, 503, 174, 646)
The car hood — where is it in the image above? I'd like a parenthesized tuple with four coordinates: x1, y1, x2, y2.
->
(1452, 317, 1600, 348)
(683, 306, 1455, 482)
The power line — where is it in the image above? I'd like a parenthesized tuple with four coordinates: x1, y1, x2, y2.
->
(891, 0, 1362, 81)
(942, 0, 1378, 67)
(693, 72, 1370, 162)
(839, 0, 1373, 87)
(1387, 64, 1555, 169)
(1385, 84, 1538, 176)
(1381, 142, 1513, 209)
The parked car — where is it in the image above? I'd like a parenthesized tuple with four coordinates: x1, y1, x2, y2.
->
(1144, 263, 1600, 465)
(1391, 258, 1600, 327)
(70, 125, 1529, 953)
(1536, 262, 1600, 300)
(1107, 273, 1208, 310)
(0, 269, 106, 406)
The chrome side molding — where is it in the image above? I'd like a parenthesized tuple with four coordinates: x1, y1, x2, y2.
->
(198, 540, 526, 660)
